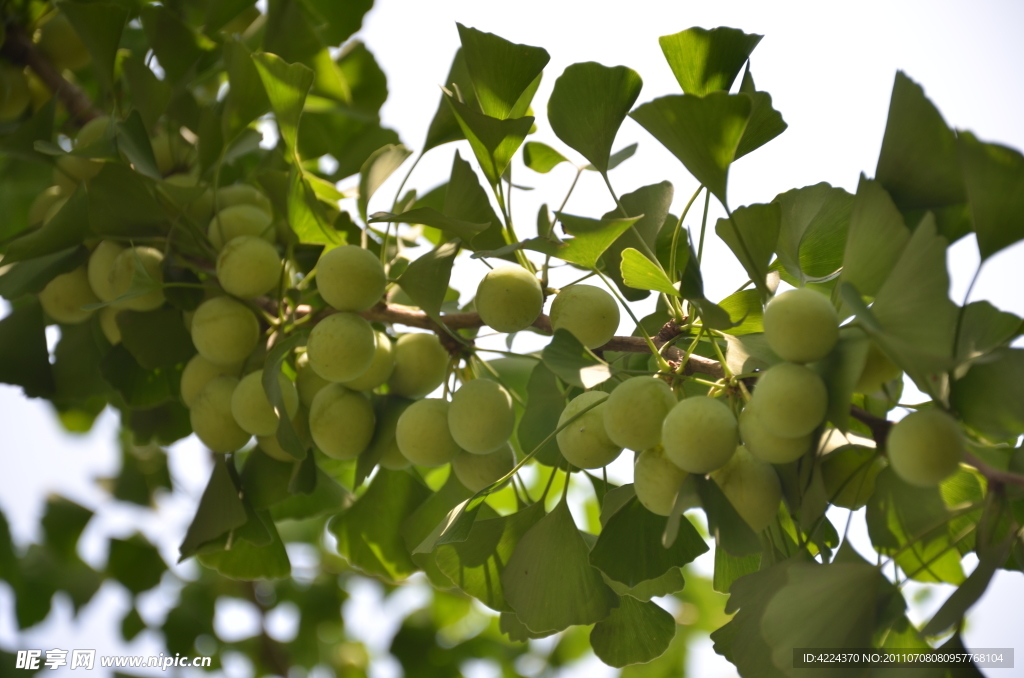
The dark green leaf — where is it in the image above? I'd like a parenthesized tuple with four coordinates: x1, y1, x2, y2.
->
(555, 212, 641, 270)
(876, 72, 965, 211)
(114, 111, 160, 180)
(99, 345, 178, 409)
(658, 27, 762, 96)
(240, 448, 293, 510)
(713, 545, 760, 594)
(223, 38, 270, 141)
(4, 187, 90, 264)
(302, 0, 373, 46)
(445, 94, 533, 187)
(630, 93, 751, 205)
(107, 536, 166, 594)
(548, 62, 642, 173)
(198, 510, 291, 580)
(735, 70, 787, 159)
(86, 164, 168, 237)
(358, 144, 411, 222)
(272, 466, 348, 520)
(140, 5, 204, 85)
(117, 309, 196, 370)
(502, 500, 616, 633)
(264, 331, 310, 461)
(952, 348, 1024, 441)
(956, 301, 1022, 362)
(715, 202, 780, 298)
(717, 289, 763, 335)
(424, 49, 477, 152)
(126, 401, 192, 446)
(0, 98, 56, 164)
(542, 329, 611, 388)
(179, 458, 249, 561)
(517, 363, 565, 467)
(122, 56, 172, 131)
(252, 52, 315, 156)
(523, 142, 568, 173)
(591, 496, 708, 587)
(601, 181, 675, 301)
(957, 131, 1024, 260)
(814, 327, 870, 432)
(397, 241, 459, 318)
(62, 2, 128, 91)
(42, 497, 93, 558)
(774, 182, 854, 284)
(400, 474, 474, 588)
(923, 536, 1012, 637)
(695, 476, 761, 556)
(605, 566, 686, 602)
(456, 24, 550, 120)
(841, 176, 911, 298)
(329, 469, 431, 582)
(591, 595, 676, 668)
(445, 151, 505, 250)
(0, 247, 86, 301)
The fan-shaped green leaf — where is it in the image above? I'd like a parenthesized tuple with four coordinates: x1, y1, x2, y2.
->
(735, 70, 787, 159)
(715, 202, 780, 299)
(446, 94, 534, 187)
(424, 49, 477, 152)
(517, 363, 565, 468)
(542, 329, 612, 388)
(179, 459, 249, 561)
(658, 27, 762, 96)
(621, 248, 679, 296)
(397, 241, 459, 319)
(252, 52, 315, 156)
(957, 131, 1024, 260)
(952, 348, 1024, 441)
(523, 142, 569, 173)
(774, 182, 854, 284)
(602, 181, 675, 301)
(555, 212, 641, 269)
(591, 595, 676, 668)
(198, 510, 291, 580)
(369, 208, 488, 242)
(63, 1, 129, 91)
(841, 176, 911, 298)
(456, 24, 549, 120)
(358, 144, 412, 222)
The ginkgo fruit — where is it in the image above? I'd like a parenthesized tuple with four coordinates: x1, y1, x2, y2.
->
(549, 284, 620, 349)
(217, 183, 273, 215)
(475, 265, 544, 332)
(308, 384, 376, 460)
(216, 235, 281, 299)
(452, 443, 515, 492)
(661, 396, 738, 474)
(886, 409, 964, 487)
(340, 331, 395, 391)
(295, 352, 329, 408)
(763, 287, 839, 363)
(306, 312, 376, 383)
(556, 391, 623, 469)
(821, 444, 884, 509)
(855, 341, 902, 394)
(230, 369, 299, 437)
(316, 245, 387, 312)
(208, 204, 274, 250)
(38, 266, 99, 324)
(749, 362, 828, 439)
(189, 376, 250, 453)
(603, 376, 677, 451)
(109, 246, 165, 311)
(388, 333, 449, 398)
(448, 379, 515, 454)
(711, 446, 782, 532)
(180, 354, 242, 408)
(99, 307, 121, 345)
(396, 398, 462, 467)
(738, 406, 813, 464)
(87, 240, 125, 302)
(633, 447, 688, 516)
(190, 296, 260, 366)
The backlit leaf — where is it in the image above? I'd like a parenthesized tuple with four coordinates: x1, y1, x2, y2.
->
(658, 27, 762, 96)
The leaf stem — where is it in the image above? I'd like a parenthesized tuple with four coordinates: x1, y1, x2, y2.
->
(697, 188, 711, 264)
(669, 184, 705, 278)
(595, 270, 671, 372)
(380, 152, 424, 266)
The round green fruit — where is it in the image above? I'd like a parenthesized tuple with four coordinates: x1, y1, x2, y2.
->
(306, 312, 376, 383)
(340, 331, 394, 391)
(217, 184, 273, 216)
(37, 13, 90, 70)
(821, 444, 884, 509)
(661, 396, 738, 474)
(738, 406, 812, 464)
(99, 307, 121, 345)
(763, 287, 840, 364)
(396, 398, 462, 467)
(634, 447, 689, 516)
(388, 333, 449, 398)
(189, 376, 250, 453)
(855, 341, 902, 394)
(603, 376, 677, 451)
(448, 379, 515, 454)
(87, 240, 124, 302)
(887, 409, 963, 487)
(38, 265, 99, 324)
(0, 64, 30, 121)
(315, 245, 387, 312)
(230, 369, 299, 437)
(475, 265, 543, 333)
(750, 362, 828, 439)
(109, 246, 165, 311)
(216, 235, 281, 299)
(556, 391, 623, 469)
(549, 284, 619, 349)
(295, 351, 329, 408)
(452, 443, 515, 492)
(208, 204, 274, 250)
(711, 446, 782, 532)
(309, 384, 375, 460)
(190, 296, 260, 366)
(180, 354, 242, 408)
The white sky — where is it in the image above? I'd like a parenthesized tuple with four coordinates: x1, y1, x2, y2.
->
(2, 0, 1024, 676)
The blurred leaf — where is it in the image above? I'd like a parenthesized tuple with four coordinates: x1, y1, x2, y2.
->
(713, 545, 760, 594)
(369, 208, 488, 243)
(712, 561, 794, 677)
(117, 309, 196, 370)
(120, 607, 145, 642)
(774, 182, 854, 284)
(122, 56, 172, 131)
(358, 144, 411, 222)
(502, 500, 616, 633)
(517, 363, 565, 467)
(272, 466, 348, 520)
(264, 331, 309, 461)
(548, 62, 642, 173)
(42, 497, 93, 559)
(205, 0, 257, 33)
(100, 345, 178, 409)
(605, 567, 685, 602)
(397, 241, 459, 318)
(630, 93, 750, 205)
(198, 511, 291, 580)
(107, 535, 166, 594)
(0, 98, 56, 164)
(841, 176, 911, 299)
(401, 474, 474, 588)
(303, 0, 373, 46)
(424, 49, 477, 152)
(956, 301, 1022, 362)
(0, 247, 86, 301)
(952, 348, 1024, 441)
(223, 38, 270, 141)
(523, 141, 568, 173)
(114, 111, 160, 180)
(591, 595, 676, 668)
(456, 24, 549, 120)
(715, 202, 780, 299)
(62, 1, 128, 91)
(591, 496, 708, 587)
(329, 469, 431, 582)
(252, 52, 315, 156)
(555, 212, 640, 270)
(179, 458, 249, 561)
(87, 164, 168, 237)
(957, 131, 1024, 260)
(4, 187, 90, 263)
(542, 329, 612, 388)
(735, 70, 787, 159)
(659, 27, 762, 96)
(621, 248, 678, 296)
(445, 94, 533, 187)
(876, 72, 965, 211)
(126, 401, 192, 447)
(141, 5, 204, 85)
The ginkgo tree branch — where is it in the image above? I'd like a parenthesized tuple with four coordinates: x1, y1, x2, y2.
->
(0, 24, 102, 125)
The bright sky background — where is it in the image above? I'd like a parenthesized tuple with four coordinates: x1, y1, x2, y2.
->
(2, 0, 1024, 676)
